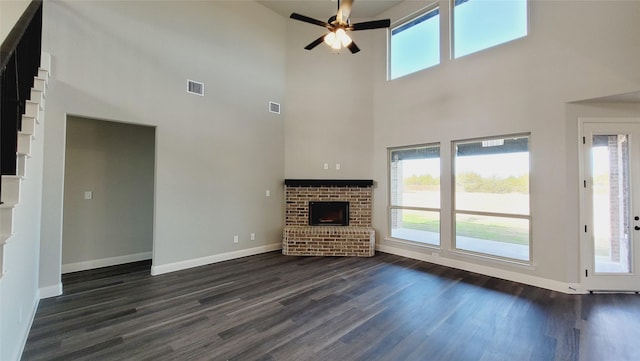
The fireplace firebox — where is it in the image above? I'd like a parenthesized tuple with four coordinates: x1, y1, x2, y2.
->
(309, 201, 349, 226)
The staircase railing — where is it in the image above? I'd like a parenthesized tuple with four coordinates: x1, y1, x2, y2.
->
(0, 0, 43, 203)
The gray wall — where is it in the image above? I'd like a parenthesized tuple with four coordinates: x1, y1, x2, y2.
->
(40, 0, 286, 289)
(284, 20, 374, 179)
(62, 116, 155, 270)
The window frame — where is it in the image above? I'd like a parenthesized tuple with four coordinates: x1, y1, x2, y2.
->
(388, 4, 441, 80)
(451, 133, 532, 263)
(388, 143, 442, 248)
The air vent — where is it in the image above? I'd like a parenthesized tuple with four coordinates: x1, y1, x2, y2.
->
(269, 101, 281, 114)
(187, 79, 204, 96)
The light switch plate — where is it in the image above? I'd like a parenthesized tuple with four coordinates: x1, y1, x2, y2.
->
(84, 191, 93, 200)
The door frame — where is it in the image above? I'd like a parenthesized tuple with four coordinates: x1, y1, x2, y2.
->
(579, 117, 640, 292)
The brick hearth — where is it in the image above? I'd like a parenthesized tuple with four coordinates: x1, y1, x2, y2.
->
(283, 179, 375, 257)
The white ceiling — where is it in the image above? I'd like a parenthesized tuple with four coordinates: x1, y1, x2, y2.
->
(257, 0, 402, 21)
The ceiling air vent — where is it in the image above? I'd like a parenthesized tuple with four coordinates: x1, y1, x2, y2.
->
(187, 79, 204, 96)
(269, 101, 281, 114)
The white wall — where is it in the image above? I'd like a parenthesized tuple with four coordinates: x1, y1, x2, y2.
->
(1, 3, 45, 358)
(62, 116, 155, 271)
(284, 19, 375, 179)
(0, 0, 30, 43)
(369, 0, 640, 289)
(0, 65, 45, 361)
(40, 0, 286, 289)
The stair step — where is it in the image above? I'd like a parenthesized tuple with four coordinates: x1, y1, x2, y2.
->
(21, 115, 36, 135)
(37, 68, 49, 82)
(16, 154, 28, 178)
(29, 95, 43, 111)
(0, 176, 21, 207)
(30, 88, 44, 106)
(25, 100, 40, 118)
(0, 207, 15, 238)
(18, 133, 33, 157)
(33, 77, 47, 95)
(40, 51, 52, 73)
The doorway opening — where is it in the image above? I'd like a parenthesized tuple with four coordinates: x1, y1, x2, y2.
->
(62, 115, 156, 274)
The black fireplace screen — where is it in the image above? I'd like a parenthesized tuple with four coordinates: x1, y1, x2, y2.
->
(309, 201, 349, 226)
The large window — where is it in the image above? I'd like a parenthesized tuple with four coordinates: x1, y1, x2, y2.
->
(453, 0, 528, 58)
(453, 135, 530, 261)
(389, 144, 441, 246)
(389, 7, 440, 80)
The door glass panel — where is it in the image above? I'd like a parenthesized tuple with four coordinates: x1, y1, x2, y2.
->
(592, 134, 632, 273)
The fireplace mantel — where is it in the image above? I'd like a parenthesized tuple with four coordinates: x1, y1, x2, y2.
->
(284, 179, 374, 187)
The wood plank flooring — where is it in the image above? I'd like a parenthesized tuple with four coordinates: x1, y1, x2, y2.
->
(22, 251, 640, 361)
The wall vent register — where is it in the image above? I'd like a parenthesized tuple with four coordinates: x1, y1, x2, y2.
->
(187, 79, 204, 96)
(269, 101, 281, 114)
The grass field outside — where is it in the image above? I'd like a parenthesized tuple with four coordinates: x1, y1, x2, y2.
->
(401, 212, 529, 245)
(395, 190, 529, 246)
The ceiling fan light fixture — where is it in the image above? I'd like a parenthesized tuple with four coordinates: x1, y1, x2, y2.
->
(290, 0, 390, 54)
(336, 28, 352, 47)
(324, 31, 336, 46)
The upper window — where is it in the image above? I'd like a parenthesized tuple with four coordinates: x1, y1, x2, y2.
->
(389, 144, 441, 246)
(453, 135, 531, 262)
(453, 0, 528, 58)
(389, 7, 440, 80)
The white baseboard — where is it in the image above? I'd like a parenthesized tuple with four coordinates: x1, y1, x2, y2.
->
(377, 243, 585, 294)
(62, 252, 152, 274)
(14, 293, 40, 361)
(151, 243, 282, 276)
(39, 282, 63, 299)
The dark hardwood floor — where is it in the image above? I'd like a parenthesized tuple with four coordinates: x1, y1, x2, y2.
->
(22, 251, 640, 361)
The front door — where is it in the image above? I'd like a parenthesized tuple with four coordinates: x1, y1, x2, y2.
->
(581, 119, 640, 292)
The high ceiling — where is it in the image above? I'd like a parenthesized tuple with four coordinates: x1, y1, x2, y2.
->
(257, 0, 403, 20)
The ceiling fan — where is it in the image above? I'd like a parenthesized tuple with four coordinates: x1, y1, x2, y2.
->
(290, 0, 391, 54)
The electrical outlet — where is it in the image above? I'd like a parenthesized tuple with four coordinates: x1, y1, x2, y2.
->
(323, 163, 329, 170)
(335, 163, 341, 170)
(266, 190, 271, 197)
(233, 235, 239, 243)
(84, 191, 93, 200)
(251, 233, 256, 241)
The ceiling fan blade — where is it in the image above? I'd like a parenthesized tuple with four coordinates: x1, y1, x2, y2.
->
(290, 13, 330, 28)
(337, 0, 354, 24)
(347, 41, 360, 54)
(351, 19, 391, 31)
(304, 35, 327, 50)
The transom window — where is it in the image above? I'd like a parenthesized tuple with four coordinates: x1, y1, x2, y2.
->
(389, 7, 440, 80)
(389, 144, 441, 246)
(453, 0, 528, 58)
(453, 135, 531, 261)
(388, 0, 528, 79)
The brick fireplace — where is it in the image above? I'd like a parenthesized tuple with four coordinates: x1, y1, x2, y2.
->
(283, 179, 375, 257)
